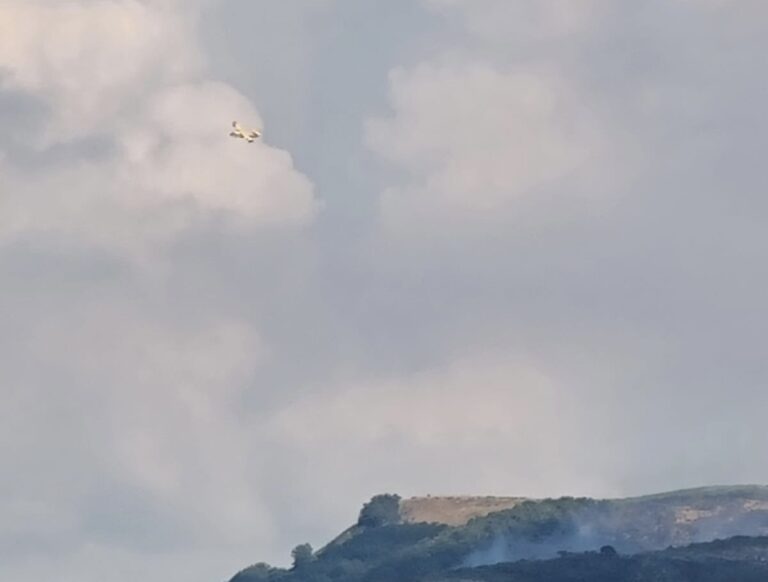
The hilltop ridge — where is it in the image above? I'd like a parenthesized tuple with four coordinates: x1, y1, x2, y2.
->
(230, 485, 768, 582)
(397, 485, 768, 526)
(399, 496, 527, 526)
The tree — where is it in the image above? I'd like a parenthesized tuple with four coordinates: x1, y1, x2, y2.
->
(291, 543, 315, 570)
(600, 545, 618, 557)
(357, 493, 402, 527)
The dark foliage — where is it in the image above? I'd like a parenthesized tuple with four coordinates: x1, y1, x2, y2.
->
(442, 537, 768, 582)
(292, 544, 315, 570)
(357, 494, 403, 528)
(228, 487, 768, 582)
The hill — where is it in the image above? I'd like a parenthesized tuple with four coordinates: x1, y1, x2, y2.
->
(400, 496, 526, 526)
(443, 536, 768, 582)
(229, 486, 768, 582)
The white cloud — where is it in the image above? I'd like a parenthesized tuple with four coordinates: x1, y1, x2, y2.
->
(119, 81, 315, 226)
(1, 304, 270, 544)
(0, 1, 317, 579)
(268, 352, 610, 500)
(0, 0, 199, 141)
(0, 0, 316, 251)
(367, 60, 611, 236)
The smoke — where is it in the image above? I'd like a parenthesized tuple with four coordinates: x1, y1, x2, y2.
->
(462, 494, 768, 567)
(463, 525, 604, 566)
(463, 508, 624, 567)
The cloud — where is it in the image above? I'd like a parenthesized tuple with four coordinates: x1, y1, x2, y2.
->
(0, 0, 316, 252)
(367, 60, 611, 236)
(367, 0, 768, 242)
(0, 0, 318, 579)
(0, 0, 199, 142)
(118, 81, 315, 226)
(359, 0, 768, 501)
(268, 351, 607, 498)
(0, 304, 274, 580)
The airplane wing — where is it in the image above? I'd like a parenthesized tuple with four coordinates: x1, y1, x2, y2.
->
(230, 121, 261, 141)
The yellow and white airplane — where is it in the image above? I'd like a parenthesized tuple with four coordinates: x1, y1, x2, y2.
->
(229, 121, 262, 143)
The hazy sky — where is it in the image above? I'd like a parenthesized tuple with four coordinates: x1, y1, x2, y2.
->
(3, 1, 768, 580)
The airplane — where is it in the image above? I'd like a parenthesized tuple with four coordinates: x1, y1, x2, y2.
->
(229, 121, 262, 143)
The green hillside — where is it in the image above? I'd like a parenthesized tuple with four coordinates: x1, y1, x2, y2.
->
(229, 486, 768, 582)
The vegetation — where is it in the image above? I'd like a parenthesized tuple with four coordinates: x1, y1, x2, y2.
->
(441, 536, 768, 582)
(229, 487, 768, 582)
(291, 544, 315, 570)
(357, 494, 402, 528)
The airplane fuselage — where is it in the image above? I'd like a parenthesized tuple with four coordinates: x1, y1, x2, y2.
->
(230, 121, 261, 143)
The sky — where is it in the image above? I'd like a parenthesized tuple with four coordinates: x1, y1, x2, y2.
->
(2, 0, 768, 580)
